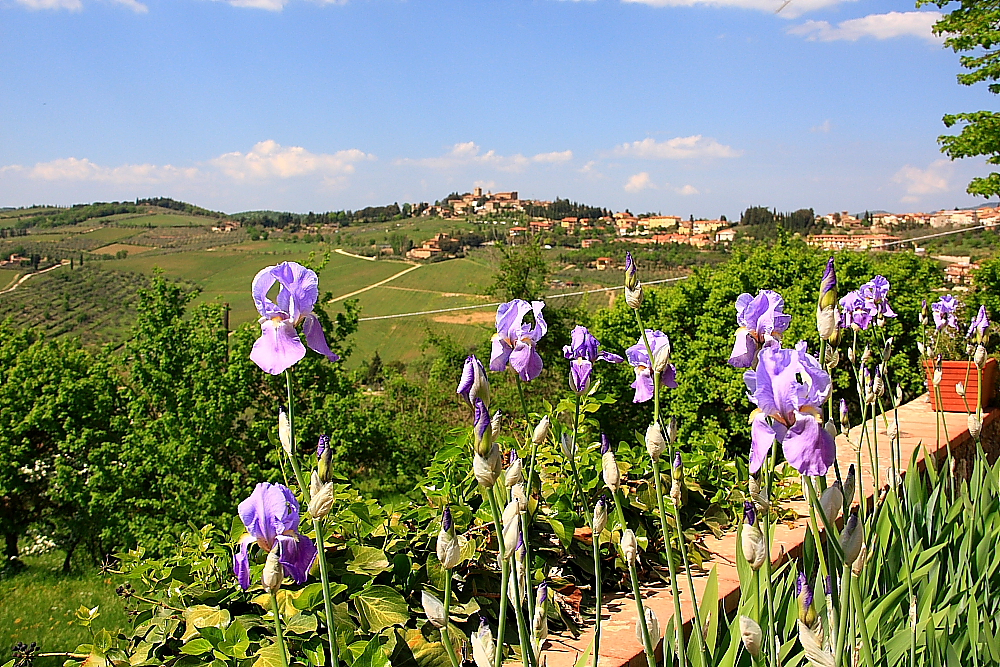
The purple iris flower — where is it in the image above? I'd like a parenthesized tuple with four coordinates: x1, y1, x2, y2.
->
(860, 276, 896, 321)
(968, 305, 990, 340)
(932, 295, 960, 332)
(564, 325, 623, 395)
(457, 355, 490, 407)
(250, 262, 339, 375)
(490, 299, 547, 382)
(728, 290, 792, 368)
(233, 482, 317, 591)
(626, 330, 677, 403)
(839, 290, 871, 330)
(743, 341, 836, 477)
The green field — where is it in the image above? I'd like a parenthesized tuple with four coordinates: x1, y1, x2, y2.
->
(0, 268, 21, 289)
(78, 227, 142, 243)
(0, 551, 127, 666)
(114, 213, 216, 227)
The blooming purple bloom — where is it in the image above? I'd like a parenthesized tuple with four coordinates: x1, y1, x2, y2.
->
(729, 290, 792, 368)
(490, 299, 547, 381)
(743, 341, 836, 477)
(457, 355, 490, 407)
(233, 482, 317, 590)
(626, 330, 677, 403)
(250, 262, 339, 375)
(860, 276, 896, 321)
(839, 290, 872, 330)
(968, 305, 989, 340)
(932, 295, 960, 332)
(564, 325, 622, 395)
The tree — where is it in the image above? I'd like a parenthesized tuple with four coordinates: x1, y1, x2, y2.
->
(920, 0, 1000, 196)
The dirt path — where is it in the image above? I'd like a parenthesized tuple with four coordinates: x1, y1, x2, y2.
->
(328, 263, 422, 303)
(0, 261, 68, 295)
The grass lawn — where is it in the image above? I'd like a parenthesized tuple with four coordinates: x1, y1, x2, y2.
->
(0, 552, 127, 667)
(114, 213, 215, 227)
(0, 268, 20, 289)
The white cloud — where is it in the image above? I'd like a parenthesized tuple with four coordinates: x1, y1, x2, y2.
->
(621, 0, 857, 20)
(5, 157, 198, 184)
(209, 140, 373, 180)
(213, 0, 347, 10)
(811, 119, 832, 133)
(0, 141, 373, 192)
(613, 135, 742, 160)
(624, 172, 654, 193)
(533, 150, 574, 163)
(396, 142, 573, 173)
(788, 11, 942, 42)
(15, 0, 82, 9)
(892, 159, 953, 203)
(676, 184, 700, 196)
(110, 0, 148, 12)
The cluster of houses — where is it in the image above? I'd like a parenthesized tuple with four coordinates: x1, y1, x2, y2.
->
(405, 232, 459, 260)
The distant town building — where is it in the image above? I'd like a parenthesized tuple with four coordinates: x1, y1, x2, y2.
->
(580, 238, 602, 248)
(806, 234, 901, 251)
(945, 261, 980, 286)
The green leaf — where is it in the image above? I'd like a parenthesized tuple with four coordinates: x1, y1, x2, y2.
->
(181, 605, 231, 642)
(353, 585, 411, 632)
(348, 545, 391, 576)
(180, 638, 213, 656)
(284, 612, 319, 635)
(547, 517, 574, 548)
(252, 644, 285, 667)
(353, 638, 390, 667)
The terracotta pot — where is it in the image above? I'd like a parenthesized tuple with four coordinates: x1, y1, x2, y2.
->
(923, 357, 999, 412)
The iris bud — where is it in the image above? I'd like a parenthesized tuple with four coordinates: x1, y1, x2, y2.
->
(818, 481, 843, 524)
(749, 476, 770, 512)
(826, 349, 840, 370)
(422, 590, 447, 628)
(969, 413, 982, 440)
(532, 416, 551, 446)
(861, 346, 871, 365)
(505, 451, 523, 487)
(471, 617, 495, 667)
(741, 503, 766, 571)
(625, 285, 644, 310)
(624, 252, 639, 290)
(920, 299, 929, 325)
(665, 417, 678, 444)
(511, 483, 528, 513)
(847, 347, 856, 365)
(601, 436, 621, 493)
(457, 355, 491, 408)
(645, 422, 666, 461)
(797, 574, 816, 626)
(917, 341, 926, 356)
(824, 419, 837, 440)
(843, 464, 856, 505)
(651, 337, 672, 373)
(873, 369, 885, 397)
(840, 510, 863, 565)
(473, 399, 493, 457)
(437, 507, 461, 570)
(502, 500, 521, 557)
(975, 344, 987, 368)
(852, 543, 868, 575)
(473, 444, 502, 488)
(308, 471, 335, 519)
(621, 529, 638, 566)
(896, 384, 904, 405)
(670, 477, 683, 509)
(262, 547, 284, 593)
(593, 498, 608, 536)
(636, 607, 660, 644)
(317, 435, 334, 484)
(740, 616, 763, 657)
(560, 432, 578, 459)
(532, 604, 548, 645)
(491, 410, 503, 440)
(278, 410, 292, 456)
(672, 452, 683, 480)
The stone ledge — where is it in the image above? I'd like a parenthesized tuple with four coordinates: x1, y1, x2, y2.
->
(544, 396, 999, 667)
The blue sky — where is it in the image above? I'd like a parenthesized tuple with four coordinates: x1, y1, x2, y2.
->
(0, 0, 995, 218)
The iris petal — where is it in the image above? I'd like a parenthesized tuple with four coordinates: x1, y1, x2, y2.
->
(275, 533, 317, 585)
(250, 318, 306, 375)
(272, 262, 320, 322)
(302, 313, 339, 362)
(631, 369, 655, 403)
(782, 413, 836, 477)
(233, 534, 255, 591)
(509, 342, 543, 381)
(489, 335, 514, 372)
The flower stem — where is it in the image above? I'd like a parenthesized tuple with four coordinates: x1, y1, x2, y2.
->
(269, 589, 289, 667)
(312, 518, 340, 667)
(284, 369, 308, 496)
(651, 457, 690, 667)
(515, 372, 537, 622)
(442, 568, 462, 667)
(611, 490, 658, 667)
(486, 485, 534, 667)
(591, 526, 603, 667)
(482, 484, 510, 667)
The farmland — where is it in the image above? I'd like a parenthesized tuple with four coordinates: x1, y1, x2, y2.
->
(0, 205, 652, 367)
